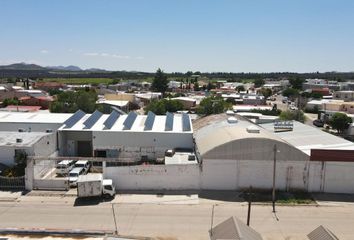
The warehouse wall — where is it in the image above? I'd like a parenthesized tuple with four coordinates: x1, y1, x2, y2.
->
(201, 159, 308, 191)
(93, 131, 193, 150)
(104, 164, 200, 190)
(308, 161, 354, 193)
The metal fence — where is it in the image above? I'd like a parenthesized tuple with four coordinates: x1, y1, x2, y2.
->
(0, 176, 25, 190)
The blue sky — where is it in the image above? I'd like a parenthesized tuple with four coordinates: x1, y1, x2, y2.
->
(0, 0, 354, 72)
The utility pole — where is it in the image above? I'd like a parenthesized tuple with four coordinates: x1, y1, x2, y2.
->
(210, 204, 215, 236)
(272, 144, 277, 213)
(247, 186, 252, 226)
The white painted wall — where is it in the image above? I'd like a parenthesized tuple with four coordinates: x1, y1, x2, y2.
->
(322, 162, 354, 193)
(0, 146, 33, 166)
(201, 159, 308, 191)
(104, 164, 200, 190)
(93, 131, 193, 151)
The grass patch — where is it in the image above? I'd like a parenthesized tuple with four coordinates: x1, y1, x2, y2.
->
(240, 191, 315, 204)
(41, 78, 115, 85)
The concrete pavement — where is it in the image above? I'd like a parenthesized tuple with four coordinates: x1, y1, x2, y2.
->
(0, 193, 354, 240)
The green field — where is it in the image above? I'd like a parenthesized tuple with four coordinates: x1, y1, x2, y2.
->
(41, 78, 115, 85)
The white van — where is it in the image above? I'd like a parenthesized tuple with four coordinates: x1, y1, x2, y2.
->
(56, 160, 75, 176)
(74, 160, 91, 174)
(68, 167, 85, 187)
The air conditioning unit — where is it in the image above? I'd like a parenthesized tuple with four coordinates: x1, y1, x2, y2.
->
(227, 117, 238, 124)
(18, 128, 25, 132)
(16, 138, 23, 143)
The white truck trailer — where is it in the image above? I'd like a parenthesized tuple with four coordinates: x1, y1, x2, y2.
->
(77, 173, 115, 198)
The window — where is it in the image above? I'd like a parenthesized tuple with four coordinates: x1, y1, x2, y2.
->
(95, 150, 107, 158)
(104, 186, 112, 191)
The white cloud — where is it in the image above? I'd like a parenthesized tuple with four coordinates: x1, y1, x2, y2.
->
(83, 52, 141, 60)
(84, 52, 99, 56)
(40, 50, 49, 54)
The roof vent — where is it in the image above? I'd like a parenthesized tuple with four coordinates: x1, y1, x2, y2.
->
(227, 117, 238, 124)
(226, 110, 235, 116)
(16, 138, 23, 143)
(246, 125, 260, 133)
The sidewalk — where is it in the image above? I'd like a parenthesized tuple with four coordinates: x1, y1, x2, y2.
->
(0, 191, 22, 201)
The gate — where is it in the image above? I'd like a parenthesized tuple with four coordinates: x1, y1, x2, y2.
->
(0, 176, 25, 190)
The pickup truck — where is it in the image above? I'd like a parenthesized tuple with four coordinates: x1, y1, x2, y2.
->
(77, 173, 115, 199)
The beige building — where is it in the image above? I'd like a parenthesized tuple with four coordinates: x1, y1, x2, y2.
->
(333, 90, 354, 102)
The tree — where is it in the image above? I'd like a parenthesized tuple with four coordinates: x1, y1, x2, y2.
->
(279, 110, 305, 123)
(311, 92, 323, 99)
(259, 88, 272, 98)
(144, 99, 184, 115)
(151, 68, 168, 94)
(3, 98, 20, 107)
(193, 82, 200, 91)
(282, 88, 299, 98)
(207, 82, 216, 91)
(289, 77, 305, 90)
(236, 85, 245, 92)
(254, 79, 265, 88)
(49, 90, 98, 113)
(329, 113, 353, 134)
(196, 96, 231, 115)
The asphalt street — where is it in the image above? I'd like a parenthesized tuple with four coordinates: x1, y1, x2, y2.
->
(1, 194, 354, 240)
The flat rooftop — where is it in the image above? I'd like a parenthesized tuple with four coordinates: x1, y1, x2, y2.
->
(165, 152, 197, 165)
(259, 121, 354, 155)
(0, 131, 52, 147)
(0, 112, 72, 124)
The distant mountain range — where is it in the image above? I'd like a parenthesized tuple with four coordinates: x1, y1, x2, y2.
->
(0, 63, 107, 72)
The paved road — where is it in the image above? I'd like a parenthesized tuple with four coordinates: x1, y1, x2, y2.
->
(1, 195, 354, 240)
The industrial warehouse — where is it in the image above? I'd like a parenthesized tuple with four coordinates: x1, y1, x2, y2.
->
(0, 110, 354, 193)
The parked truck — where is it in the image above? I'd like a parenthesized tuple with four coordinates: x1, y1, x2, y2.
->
(77, 173, 115, 198)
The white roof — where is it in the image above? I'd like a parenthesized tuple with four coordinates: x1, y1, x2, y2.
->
(194, 114, 280, 156)
(0, 86, 6, 91)
(0, 131, 51, 147)
(60, 111, 193, 133)
(233, 105, 272, 112)
(12, 86, 24, 90)
(17, 89, 43, 93)
(307, 99, 344, 105)
(259, 121, 354, 155)
(164, 152, 197, 165)
(171, 97, 196, 102)
(96, 99, 129, 107)
(77, 173, 103, 183)
(0, 112, 72, 124)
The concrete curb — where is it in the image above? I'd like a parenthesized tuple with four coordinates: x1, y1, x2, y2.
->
(0, 227, 113, 237)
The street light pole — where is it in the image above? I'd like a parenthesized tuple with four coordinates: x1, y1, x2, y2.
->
(272, 144, 277, 213)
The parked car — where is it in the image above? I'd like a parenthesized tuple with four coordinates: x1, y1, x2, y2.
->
(313, 119, 324, 127)
(56, 160, 75, 176)
(74, 160, 91, 174)
(68, 167, 86, 187)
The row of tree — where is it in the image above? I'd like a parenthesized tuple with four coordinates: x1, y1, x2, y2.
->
(50, 90, 100, 113)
